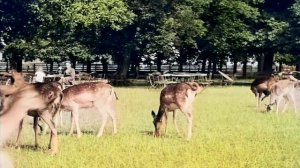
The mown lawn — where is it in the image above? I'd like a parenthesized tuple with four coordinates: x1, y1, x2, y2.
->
(5, 86, 300, 168)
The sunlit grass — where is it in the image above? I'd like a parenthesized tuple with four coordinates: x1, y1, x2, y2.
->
(6, 86, 300, 168)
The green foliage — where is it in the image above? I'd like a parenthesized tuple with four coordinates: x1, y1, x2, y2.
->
(254, 18, 289, 48)
(9, 86, 300, 168)
(274, 52, 296, 64)
(64, 0, 135, 30)
(1, 0, 300, 75)
(198, 0, 260, 65)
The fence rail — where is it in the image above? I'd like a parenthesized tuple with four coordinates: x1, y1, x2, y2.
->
(0, 62, 257, 78)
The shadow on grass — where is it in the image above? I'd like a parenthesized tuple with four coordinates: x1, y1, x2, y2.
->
(81, 130, 96, 135)
(140, 130, 184, 140)
(140, 131, 153, 136)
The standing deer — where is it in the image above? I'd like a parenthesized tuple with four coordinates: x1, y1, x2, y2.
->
(0, 70, 63, 155)
(267, 80, 300, 113)
(151, 82, 204, 140)
(61, 82, 118, 137)
(250, 75, 278, 110)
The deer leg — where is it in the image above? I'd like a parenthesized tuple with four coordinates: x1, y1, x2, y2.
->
(54, 112, 59, 127)
(172, 111, 180, 135)
(68, 112, 75, 136)
(186, 111, 193, 140)
(163, 112, 168, 135)
(276, 96, 283, 114)
(39, 112, 58, 155)
(281, 96, 289, 113)
(96, 109, 108, 137)
(72, 107, 82, 138)
(15, 119, 24, 149)
(256, 93, 261, 111)
(54, 107, 63, 127)
(181, 107, 193, 140)
(261, 94, 268, 101)
(33, 117, 39, 148)
(105, 106, 117, 135)
(289, 93, 297, 114)
(37, 119, 44, 134)
(59, 110, 63, 126)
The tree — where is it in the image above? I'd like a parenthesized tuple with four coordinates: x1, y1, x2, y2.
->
(202, 0, 260, 75)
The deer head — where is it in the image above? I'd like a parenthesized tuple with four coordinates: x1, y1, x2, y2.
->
(151, 110, 167, 137)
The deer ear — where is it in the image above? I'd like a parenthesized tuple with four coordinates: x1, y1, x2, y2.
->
(151, 111, 156, 119)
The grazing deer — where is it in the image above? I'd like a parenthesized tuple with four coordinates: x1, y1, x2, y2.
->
(267, 80, 300, 113)
(61, 82, 118, 137)
(250, 75, 278, 110)
(151, 82, 204, 140)
(0, 70, 63, 155)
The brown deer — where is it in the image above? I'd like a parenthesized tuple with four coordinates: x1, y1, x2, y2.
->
(267, 80, 300, 113)
(0, 70, 63, 155)
(151, 82, 204, 140)
(250, 75, 278, 110)
(61, 82, 118, 137)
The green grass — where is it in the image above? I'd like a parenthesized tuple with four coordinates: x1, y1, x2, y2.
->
(6, 86, 300, 168)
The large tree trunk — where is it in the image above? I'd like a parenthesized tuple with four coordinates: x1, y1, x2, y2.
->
(219, 56, 224, 72)
(233, 59, 237, 74)
(11, 54, 22, 72)
(71, 60, 76, 70)
(156, 53, 163, 72)
(115, 50, 131, 81)
(257, 54, 264, 73)
(16, 56, 22, 72)
(242, 59, 247, 78)
(279, 62, 283, 72)
(207, 59, 212, 76)
(86, 60, 92, 73)
(201, 58, 206, 72)
(263, 51, 274, 74)
(49, 62, 54, 72)
(212, 60, 217, 74)
(178, 48, 187, 72)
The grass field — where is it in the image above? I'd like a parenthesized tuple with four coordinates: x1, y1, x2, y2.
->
(5, 86, 300, 168)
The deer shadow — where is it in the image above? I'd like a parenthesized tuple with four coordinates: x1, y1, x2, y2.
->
(140, 131, 154, 136)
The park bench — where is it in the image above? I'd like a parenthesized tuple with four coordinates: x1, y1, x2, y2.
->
(217, 71, 234, 86)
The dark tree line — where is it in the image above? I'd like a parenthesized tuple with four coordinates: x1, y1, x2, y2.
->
(1, 0, 300, 80)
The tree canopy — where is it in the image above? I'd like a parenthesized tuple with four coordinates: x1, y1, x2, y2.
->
(0, 0, 299, 77)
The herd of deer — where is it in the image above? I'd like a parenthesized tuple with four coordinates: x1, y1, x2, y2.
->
(0, 70, 299, 167)
(250, 73, 300, 113)
(0, 70, 204, 156)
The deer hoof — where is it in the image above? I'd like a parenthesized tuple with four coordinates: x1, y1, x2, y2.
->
(15, 145, 20, 150)
(48, 149, 58, 156)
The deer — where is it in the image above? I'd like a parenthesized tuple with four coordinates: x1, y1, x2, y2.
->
(151, 82, 204, 140)
(266, 79, 300, 114)
(250, 74, 278, 111)
(61, 81, 118, 137)
(0, 70, 63, 155)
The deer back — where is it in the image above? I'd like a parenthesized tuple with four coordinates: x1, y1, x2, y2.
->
(62, 82, 116, 106)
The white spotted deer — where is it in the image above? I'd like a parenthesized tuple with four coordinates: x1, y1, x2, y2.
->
(267, 79, 300, 114)
(151, 82, 204, 140)
(0, 70, 63, 155)
(61, 82, 118, 137)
